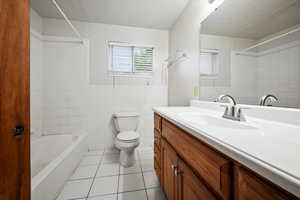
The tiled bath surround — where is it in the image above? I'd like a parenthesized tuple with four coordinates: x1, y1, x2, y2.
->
(56, 148, 165, 200)
(30, 9, 168, 150)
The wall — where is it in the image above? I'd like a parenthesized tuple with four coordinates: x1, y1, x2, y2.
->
(168, 0, 225, 106)
(42, 41, 87, 135)
(42, 19, 168, 86)
(199, 34, 257, 104)
(199, 34, 300, 108)
(30, 8, 43, 34)
(30, 9, 44, 136)
(257, 40, 300, 108)
(30, 14, 168, 150)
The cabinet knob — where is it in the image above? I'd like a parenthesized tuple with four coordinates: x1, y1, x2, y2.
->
(171, 164, 177, 170)
(175, 169, 181, 176)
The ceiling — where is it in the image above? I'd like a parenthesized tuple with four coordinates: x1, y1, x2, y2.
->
(201, 0, 300, 39)
(31, 0, 190, 29)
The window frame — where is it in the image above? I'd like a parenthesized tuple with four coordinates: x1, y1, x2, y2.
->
(108, 41, 155, 77)
(199, 48, 219, 79)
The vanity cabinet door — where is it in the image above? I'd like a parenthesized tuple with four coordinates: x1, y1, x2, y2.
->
(162, 119, 231, 199)
(162, 139, 178, 200)
(178, 159, 218, 200)
(234, 165, 296, 200)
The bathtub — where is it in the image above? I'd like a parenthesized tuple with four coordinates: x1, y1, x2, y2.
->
(31, 133, 88, 200)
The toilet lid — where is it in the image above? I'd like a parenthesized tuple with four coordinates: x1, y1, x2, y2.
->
(117, 131, 139, 141)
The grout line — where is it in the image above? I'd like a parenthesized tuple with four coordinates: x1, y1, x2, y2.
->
(64, 197, 89, 200)
(69, 177, 95, 181)
(85, 150, 105, 199)
(88, 188, 148, 199)
(140, 160, 149, 200)
(116, 163, 120, 200)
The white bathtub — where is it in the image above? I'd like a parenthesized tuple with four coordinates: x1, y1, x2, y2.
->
(31, 133, 88, 200)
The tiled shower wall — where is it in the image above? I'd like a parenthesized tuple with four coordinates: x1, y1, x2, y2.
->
(30, 10, 168, 150)
(41, 40, 168, 150)
(257, 42, 300, 108)
(30, 33, 44, 137)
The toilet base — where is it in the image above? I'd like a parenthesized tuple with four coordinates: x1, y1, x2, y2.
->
(120, 149, 136, 167)
(115, 139, 140, 168)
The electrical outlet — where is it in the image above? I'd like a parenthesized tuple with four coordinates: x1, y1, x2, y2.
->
(194, 87, 199, 97)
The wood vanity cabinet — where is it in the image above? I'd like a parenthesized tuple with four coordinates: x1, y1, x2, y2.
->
(154, 114, 162, 184)
(161, 139, 178, 200)
(234, 165, 297, 200)
(161, 138, 218, 200)
(153, 113, 300, 200)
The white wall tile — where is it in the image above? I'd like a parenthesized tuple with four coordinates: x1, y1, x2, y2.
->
(30, 13, 168, 150)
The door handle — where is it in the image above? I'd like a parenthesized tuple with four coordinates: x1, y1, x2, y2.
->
(13, 125, 24, 138)
(174, 169, 181, 176)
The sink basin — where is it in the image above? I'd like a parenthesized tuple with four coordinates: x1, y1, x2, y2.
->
(178, 113, 257, 130)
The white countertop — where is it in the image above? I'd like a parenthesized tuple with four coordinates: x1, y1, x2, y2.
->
(153, 106, 300, 197)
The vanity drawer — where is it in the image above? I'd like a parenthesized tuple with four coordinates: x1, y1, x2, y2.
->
(154, 113, 162, 132)
(162, 119, 231, 200)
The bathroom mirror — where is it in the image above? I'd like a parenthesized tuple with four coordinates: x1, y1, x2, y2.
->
(199, 0, 300, 108)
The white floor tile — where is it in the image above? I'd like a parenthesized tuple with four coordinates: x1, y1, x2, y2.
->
(138, 147, 153, 153)
(80, 156, 101, 166)
(87, 194, 117, 200)
(118, 190, 147, 200)
(102, 154, 120, 164)
(140, 159, 154, 172)
(56, 179, 93, 200)
(139, 152, 154, 160)
(104, 148, 120, 155)
(143, 171, 159, 188)
(70, 165, 98, 180)
(147, 188, 166, 200)
(96, 163, 119, 177)
(119, 162, 141, 175)
(118, 173, 145, 193)
(89, 176, 118, 197)
(86, 150, 104, 156)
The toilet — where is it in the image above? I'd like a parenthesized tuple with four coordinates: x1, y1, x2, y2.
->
(113, 112, 140, 167)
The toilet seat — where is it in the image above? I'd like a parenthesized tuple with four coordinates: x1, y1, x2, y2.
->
(117, 131, 139, 142)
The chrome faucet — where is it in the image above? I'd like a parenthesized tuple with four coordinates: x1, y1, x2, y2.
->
(259, 94, 279, 106)
(216, 94, 248, 121)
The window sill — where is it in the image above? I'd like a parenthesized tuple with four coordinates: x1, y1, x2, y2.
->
(108, 72, 153, 78)
(200, 74, 218, 80)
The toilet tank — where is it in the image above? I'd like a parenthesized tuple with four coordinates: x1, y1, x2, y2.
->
(113, 112, 139, 132)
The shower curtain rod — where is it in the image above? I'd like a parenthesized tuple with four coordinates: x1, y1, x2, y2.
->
(240, 26, 300, 53)
(51, 0, 83, 43)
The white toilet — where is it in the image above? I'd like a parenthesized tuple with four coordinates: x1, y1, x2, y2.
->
(113, 112, 140, 167)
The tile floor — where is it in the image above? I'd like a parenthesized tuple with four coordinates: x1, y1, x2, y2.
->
(56, 148, 166, 200)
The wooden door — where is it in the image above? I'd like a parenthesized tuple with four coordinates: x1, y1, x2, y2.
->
(0, 0, 30, 199)
(177, 160, 218, 200)
(162, 139, 178, 200)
